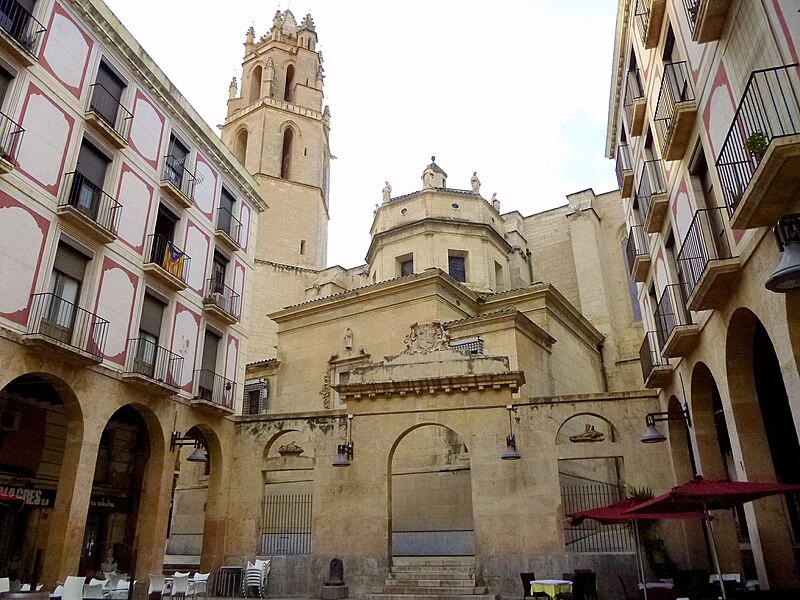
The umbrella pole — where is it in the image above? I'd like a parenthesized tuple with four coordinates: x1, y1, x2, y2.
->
(704, 504, 728, 600)
(634, 520, 648, 600)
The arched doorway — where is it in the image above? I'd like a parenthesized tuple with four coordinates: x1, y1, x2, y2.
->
(0, 374, 81, 582)
(389, 425, 473, 557)
(80, 406, 152, 577)
(726, 308, 800, 587)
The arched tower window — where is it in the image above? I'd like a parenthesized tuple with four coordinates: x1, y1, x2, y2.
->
(234, 129, 248, 165)
(249, 65, 262, 104)
(281, 128, 293, 179)
(284, 64, 295, 102)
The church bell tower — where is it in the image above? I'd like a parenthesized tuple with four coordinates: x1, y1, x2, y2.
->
(221, 9, 330, 270)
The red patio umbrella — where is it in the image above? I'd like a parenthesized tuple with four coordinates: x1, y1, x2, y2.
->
(0, 492, 24, 510)
(623, 477, 800, 599)
(569, 499, 705, 600)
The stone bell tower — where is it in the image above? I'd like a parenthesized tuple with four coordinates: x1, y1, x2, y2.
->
(221, 9, 330, 270)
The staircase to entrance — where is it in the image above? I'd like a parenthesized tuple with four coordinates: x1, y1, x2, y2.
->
(368, 557, 495, 600)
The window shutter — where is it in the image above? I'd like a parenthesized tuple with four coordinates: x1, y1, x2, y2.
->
(140, 294, 165, 338)
(54, 243, 89, 282)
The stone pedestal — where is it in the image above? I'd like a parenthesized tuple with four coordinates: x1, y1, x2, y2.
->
(320, 584, 349, 600)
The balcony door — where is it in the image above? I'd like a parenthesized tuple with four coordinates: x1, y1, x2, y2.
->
(93, 60, 126, 127)
(44, 243, 88, 344)
(72, 139, 110, 221)
(134, 294, 165, 378)
(198, 329, 220, 401)
(165, 134, 189, 189)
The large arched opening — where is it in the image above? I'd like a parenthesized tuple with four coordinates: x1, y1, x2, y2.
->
(726, 308, 800, 587)
(249, 65, 262, 104)
(388, 424, 473, 558)
(284, 64, 295, 102)
(0, 373, 82, 582)
(280, 128, 293, 180)
(234, 129, 248, 166)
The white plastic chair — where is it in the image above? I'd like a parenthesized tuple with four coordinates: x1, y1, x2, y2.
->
(243, 560, 270, 599)
(187, 573, 210, 600)
(20, 584, 42, 591)
(0, 578, 9, 593)
(63, 577, 86, 600)
(53, 585, 64, 597)
(169, 574, 190, 600)
(148, 574, 165, 600)
(109, 579, 134, 600)
(84, 583, 105, 599)
(89, 578, 107, 589)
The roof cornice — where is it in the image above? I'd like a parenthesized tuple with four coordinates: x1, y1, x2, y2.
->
(606, 0, 633, 159)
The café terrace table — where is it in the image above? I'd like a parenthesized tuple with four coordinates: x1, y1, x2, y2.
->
(530, 579, 572, 599)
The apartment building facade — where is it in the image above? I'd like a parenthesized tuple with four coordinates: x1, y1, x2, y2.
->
(608, 0, 800, 589)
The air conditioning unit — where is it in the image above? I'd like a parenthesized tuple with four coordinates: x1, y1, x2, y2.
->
(0, 409, 21, 431)
(206, 292, 225, 305)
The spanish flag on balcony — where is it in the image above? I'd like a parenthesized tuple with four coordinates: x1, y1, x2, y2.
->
(162, 243, 185, 278)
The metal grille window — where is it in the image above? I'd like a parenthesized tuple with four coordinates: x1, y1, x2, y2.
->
(243, 380, 269, 415)
(448, 253, 466, 282)
(450, 337, 484, 355)
(261, 493, 312, 555)
(561, 482, 633, 552)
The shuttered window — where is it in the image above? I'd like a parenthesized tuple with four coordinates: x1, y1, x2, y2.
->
(448, 253, 466, 283)
(139, 294, 165, 338)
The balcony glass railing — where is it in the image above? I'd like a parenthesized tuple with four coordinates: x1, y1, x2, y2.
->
(125, 337, 183, 386)
(0, 0, 46, 57)
(635, 160, 667, 222)
(625, 224, 649, 276)
(715, 65, 800, 217)
(26, 292, 108, 358)
(145, 233, 191, 284)
(195, 369, 235, 409)
(162, 154, 196, 200)
(60, 172, 122, 235)
(216, 206, 242, 246)
(654, 284, 692, 350)
(654, 61, 695, 151)
(87, 83, 133, 140)
(204, 277, 241, 320)
(615, 143, 632, 189)
(676, 207, 733, 300)
(640, 331, 669, 384)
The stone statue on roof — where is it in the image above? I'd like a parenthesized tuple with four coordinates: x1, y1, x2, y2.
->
(471, 172, 481, 194)
(382, 181, 392, 203)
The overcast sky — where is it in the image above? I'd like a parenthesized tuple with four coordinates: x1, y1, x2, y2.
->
(103, 0, 619, 268)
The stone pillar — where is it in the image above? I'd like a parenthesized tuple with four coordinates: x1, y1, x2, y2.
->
(133, 436, 173, 580)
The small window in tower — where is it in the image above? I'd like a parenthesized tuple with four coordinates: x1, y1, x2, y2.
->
(397, 253, 413, 277)
(304, 148, 307, 156)
(448, 252, 467, 283)
(300, 239, 306, 255)
(250, 65, 262, 104)
(284, 64, 295, 102)
(281, 128, 293, 179)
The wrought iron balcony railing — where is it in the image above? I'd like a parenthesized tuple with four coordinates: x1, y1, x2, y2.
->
(683, 0, 700, 35)
(716, 65, 800, 217)
(87, 83, 133, 140)
(676, 207, 733, 300)
(161, 154, 196, 200)
(654, 61, 696, 153)
(0, 109, 23, 166)
(26, 292, 108, 358)
(635, 160, 667, 223)
(625, 225, 649, 275)
(0, 0, 46, 57)
(60, 172, 122, 235)
(623, 69, 645, 133)
(634, 0, 652, 45)
(216, 206, 242, 246)
(145, 233, 191, 284)
(125, 337, 183, 387)
(654, 284, 692, 351)
(195, 369, 235, 409)
(204, 277, 241, 320)
(640, 330, 670, 384)
(615, 143, 632, 189)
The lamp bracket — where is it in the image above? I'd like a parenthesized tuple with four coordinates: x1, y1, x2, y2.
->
(170, 430, 203, 453)
(645, 401, 691, 428)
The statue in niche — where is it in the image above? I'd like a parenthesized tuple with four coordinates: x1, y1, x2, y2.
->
(422, 169, 434, 189)
(278, 441, 304, 456)
(382, 181, 392, 203)
(569, 424, 605, 443)
(470, 171, 481, 194)
(324, 559, 344, 586)
(265, 58, 275, 83)
(404, 321, 450, 354)
(344, 328, 353, 350)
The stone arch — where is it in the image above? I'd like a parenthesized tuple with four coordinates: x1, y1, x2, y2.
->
(249, 64, 262, 104)
(787, 293, 800, 384)
(555, 412, 618, 445)
(278, 119, 301, 137)
(387, 423, 473, 558)
(689, 362, 732, 479)
(284, 63, 295, 102)
(234, 127, 248, 166)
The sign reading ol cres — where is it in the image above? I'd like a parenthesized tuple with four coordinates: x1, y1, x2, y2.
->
(0, 485, 56, 507)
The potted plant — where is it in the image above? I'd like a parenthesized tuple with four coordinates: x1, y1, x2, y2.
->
(744, 131, 769, 161)
(628, 485, 678, 579)
(688, 2, 699, 24)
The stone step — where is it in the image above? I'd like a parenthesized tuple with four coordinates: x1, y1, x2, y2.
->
(380, 586, 487, 595)
(367, 594, 495, 600)
(392, 557, 476, 567)
(390, 565, 476, 574)
(385, 579, 477, 587)
(389, 571, 476, 579)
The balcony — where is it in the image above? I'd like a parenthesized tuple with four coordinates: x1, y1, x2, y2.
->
(684, 0, 731, 44)
(143, 233, 191, 291)
(122, 337, 183, 395)
(56, 172, 121, 243)
(23, 292, 108, 364)
(214, 206, 242, 250)
(616, 143, 634, 198)
(654, 284, 699, 358)
(0, 0, 46, 65)
(626, 224, 651, 283)
(0, 109, 23, 174)
(624, 69, 646, 137)
(676, 207, 740, 311)
(716, 65, 800, 230)
(85, 83, 132, 149)
(635, 0, 667, 49)
(202, 278, 240, 325)
(160, 154, 196, 208)
(640, 331, 672, 388)
(654, 62, 697, 160)
(193, 369, 235, 413)
(637, 160, 668, 234)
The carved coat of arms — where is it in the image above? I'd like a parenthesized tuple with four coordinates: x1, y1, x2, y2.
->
(404, 321, 450, 354)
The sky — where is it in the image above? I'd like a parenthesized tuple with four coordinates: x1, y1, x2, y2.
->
(103, 0, 620, 268)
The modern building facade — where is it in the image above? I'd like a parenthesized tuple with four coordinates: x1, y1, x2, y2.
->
(607, 0, 800, 589)
(0, 0, 265, 587)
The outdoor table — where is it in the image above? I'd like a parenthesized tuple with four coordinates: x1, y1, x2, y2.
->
(530, 579, 572, 599)
(214, 566, 242, 597)
(636, 581, 674, 600)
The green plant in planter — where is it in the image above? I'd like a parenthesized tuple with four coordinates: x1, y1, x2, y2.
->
(688, 2, 699, 22)
(627, 485, 678, 579)
(744, 131, 769, 159)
